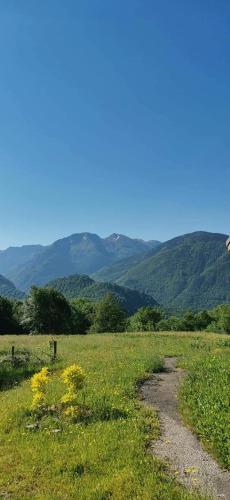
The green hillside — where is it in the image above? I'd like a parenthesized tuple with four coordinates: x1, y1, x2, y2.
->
(46, 274, 158, 313)
(0, 245, 43, 277)
(5, 233, 159, 291)
(104, 232, 230, 310)
(91, 251, 149, 283)
(0, 275, 25, 300)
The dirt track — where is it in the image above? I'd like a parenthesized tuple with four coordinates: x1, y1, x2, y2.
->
(141, 357, 230, 499)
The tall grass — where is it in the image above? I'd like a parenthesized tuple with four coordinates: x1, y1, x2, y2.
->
(0, 344, 54, 390)
(0, 332, 228, 499)
(179, 349, 230, 469)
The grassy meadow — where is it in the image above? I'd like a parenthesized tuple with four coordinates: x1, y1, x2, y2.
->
(0, 332, 229, 499)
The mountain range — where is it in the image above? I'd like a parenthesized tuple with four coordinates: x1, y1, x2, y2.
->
(0, 230, 229, 311)
(0, 233, 159, 291)
(94, 231, 230, 310)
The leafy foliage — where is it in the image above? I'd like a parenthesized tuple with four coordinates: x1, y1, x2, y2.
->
(128, 306, 164, 331)
(157, 310, 213, 332)
(21, 287, 72, 334)
(0, 296, 22, 334)
(209, 304, 230, 333)
(90, 293, 127, 333)
(70, 298, 95, 334)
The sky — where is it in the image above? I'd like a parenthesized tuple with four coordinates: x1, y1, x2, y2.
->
(0, 1, 229, 248)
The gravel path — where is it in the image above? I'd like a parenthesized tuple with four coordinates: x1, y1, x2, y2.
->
(141, 357, 230, 499)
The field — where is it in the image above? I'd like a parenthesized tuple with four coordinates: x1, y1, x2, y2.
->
(0, 332, 229, 499)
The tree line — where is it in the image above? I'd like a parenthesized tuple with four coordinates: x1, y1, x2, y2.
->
(0, 286, 230, 334)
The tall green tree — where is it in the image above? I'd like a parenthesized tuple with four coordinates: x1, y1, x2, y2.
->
(128, 306, 163, 332)
(91, 293, 126, 333)
(70, 298, 95, 334)
(210, 304, 230, 334)
(0, 296, 22, 334)
(21, 287, 72, 334)
(195, 310, 212, 330)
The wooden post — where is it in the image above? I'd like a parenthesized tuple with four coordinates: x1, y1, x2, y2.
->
(53, 340, 57, 361)
(11, 345, 15, 359)
(49, 340, 57, 362)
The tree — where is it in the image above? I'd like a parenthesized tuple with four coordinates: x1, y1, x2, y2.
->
(70, 298, 95, 334)
(195, 310, 212, 330)
(180, 311, 197, 331)
(91, 293, 126, 333)
(128, 306, 163, 332)
(210, 304, 230, 334)
(157, 316, 185, 331)
(0, 296, 22, 334)
(21, 287, 72, 334)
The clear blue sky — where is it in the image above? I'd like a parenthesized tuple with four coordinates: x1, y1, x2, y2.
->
(0, 1, 229, 249)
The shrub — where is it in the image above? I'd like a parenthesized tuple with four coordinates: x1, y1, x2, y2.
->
(61, 364, 85, 417)
(31, 367, 49, 411)
(128, 307, 163, 332)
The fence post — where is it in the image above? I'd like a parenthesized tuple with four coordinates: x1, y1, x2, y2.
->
(53, 340, 57, 361)
(49, 340, 57, 362)
(11, 345, 15, 360)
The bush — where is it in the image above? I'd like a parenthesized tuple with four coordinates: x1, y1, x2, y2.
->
(157, 316, 184, 331)
(128, 307, 163, 332)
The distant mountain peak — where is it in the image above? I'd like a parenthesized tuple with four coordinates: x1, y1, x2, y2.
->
(107, 233, 121, 241)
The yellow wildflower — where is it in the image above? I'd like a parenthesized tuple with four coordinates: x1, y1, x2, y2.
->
(61, 364, 85, 390)
(61, 391, 78, 405)
(31, 367, 49, 392)
(31, 367, 49, 411)
(31, 391, 45, 410)
(61, 364, 85, 417)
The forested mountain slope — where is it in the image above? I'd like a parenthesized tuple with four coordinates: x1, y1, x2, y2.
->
(46, 273, 158, 313)
(91, 252, 150, 283)
(0, 245, 43, 278)
(1, 233, 159, 291)
(0, 274, 25, 300)
(101, 232, 230, 310)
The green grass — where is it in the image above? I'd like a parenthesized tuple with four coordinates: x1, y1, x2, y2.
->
(0, 332, 228, 499)
(0, 344, 55, 390)
(179, 346, 230, 469)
